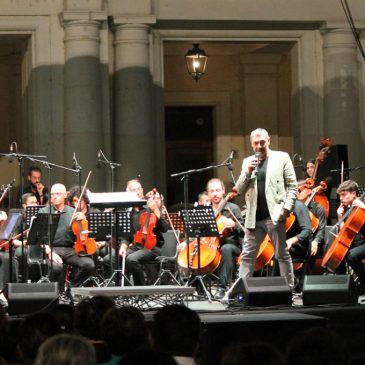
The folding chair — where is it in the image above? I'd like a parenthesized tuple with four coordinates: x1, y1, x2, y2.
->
(154, 230, 181, 285)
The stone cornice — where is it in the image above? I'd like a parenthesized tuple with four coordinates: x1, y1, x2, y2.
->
(61, 10, 107, 22)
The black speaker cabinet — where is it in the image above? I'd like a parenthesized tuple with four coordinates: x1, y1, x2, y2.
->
(8, 282, 59, 315)
(302, 275, 358, 306)
(228, 277, 292, 307)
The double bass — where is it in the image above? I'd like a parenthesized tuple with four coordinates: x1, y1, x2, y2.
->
(307, 137, 332, 218)
(177, 191, 237, 275)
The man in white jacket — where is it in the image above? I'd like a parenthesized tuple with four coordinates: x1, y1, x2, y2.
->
(234, 128, 297, 288)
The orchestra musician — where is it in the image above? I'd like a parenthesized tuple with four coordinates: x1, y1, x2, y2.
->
(0, 210, 19, 306)
(17, 166, 49, 207)
(11, 193, 39, 281)
(206, 178, 244, 299)
(296, 186, 327, 258)
(67, 185, 107, 256)
(233, 128, 297, 289)
(333, 180, 365, 294)
(197, 191, 210, 206)
(286, 199, 313, 260)
(104, 179, 170, 286)
(38, 183, 95, 288)
(304, 159, 333, 201)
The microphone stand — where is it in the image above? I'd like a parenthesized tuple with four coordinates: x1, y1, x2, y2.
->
(227, 160, 236, 186)
(170, 158, 233, 283)
(0, 151, 47, 208)
(0, 150, 47, 283)
(97, 152, 120, 192)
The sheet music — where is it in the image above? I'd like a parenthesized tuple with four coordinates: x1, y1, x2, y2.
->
(87, 191, 146, 208)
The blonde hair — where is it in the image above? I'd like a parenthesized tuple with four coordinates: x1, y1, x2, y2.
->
(34, 334, 96, 365)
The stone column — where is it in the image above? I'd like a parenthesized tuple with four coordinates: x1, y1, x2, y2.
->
(63, 16, 106, 190)
(114, 23, 155, 190)
(323, 28, 363, 182)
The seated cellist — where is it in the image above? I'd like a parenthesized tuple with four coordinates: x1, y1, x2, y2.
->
(334, 180, 365, 294)
(206, 178, 244, 299)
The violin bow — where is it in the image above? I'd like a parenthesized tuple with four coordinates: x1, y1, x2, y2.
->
(69, 170, 92, 226)
(226, 207, 245, 232)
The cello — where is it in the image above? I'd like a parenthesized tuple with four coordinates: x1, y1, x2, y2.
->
(177, 191, 237, 275)
(254, 183, 325, 271)
(322, 192, 365, 272)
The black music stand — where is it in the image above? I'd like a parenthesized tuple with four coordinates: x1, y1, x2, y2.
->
(25, 206, 45, 228)
(27, 213, 60, 283)
(180, 206, 219, 302)
(88, 210, 133, 286)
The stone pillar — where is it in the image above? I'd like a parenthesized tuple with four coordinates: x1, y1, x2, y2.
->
(323, 28, 363, 183)
(114, 23, 155, 190)
(63, 15, 106, 190)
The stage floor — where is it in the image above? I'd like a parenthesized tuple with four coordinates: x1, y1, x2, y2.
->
(6, 285, 365, 365)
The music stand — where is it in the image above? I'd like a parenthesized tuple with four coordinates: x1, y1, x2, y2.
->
(88, 210, 132, 286)
(25, 206, 45, 228)
(180, 206, 219, 301)
(27, 213, 60, 283)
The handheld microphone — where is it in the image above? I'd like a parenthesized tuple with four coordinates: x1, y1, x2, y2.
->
(254, 151, 262, 173)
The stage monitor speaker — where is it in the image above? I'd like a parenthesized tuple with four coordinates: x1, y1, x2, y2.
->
(228, 277, 292, 307)
(318, 144, 348, 187)
(302, 275, 358, 306)
(7, 282, 59, 315)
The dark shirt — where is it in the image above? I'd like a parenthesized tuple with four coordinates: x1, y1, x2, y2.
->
(308, 201, 326, 244)
(289, 200, 313, 248)
(38, 205, 76, 247)
(255, 158, 270, 221)
(16, 185, 49, 207)
(219, 201, 244, 246)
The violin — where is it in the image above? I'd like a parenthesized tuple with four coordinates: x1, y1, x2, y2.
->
(72, 219, 97, 255)
(69, 171, 97, 255)
(133, 189, 158, 250)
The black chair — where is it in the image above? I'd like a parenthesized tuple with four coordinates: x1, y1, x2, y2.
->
(153, 230, 181, 285)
